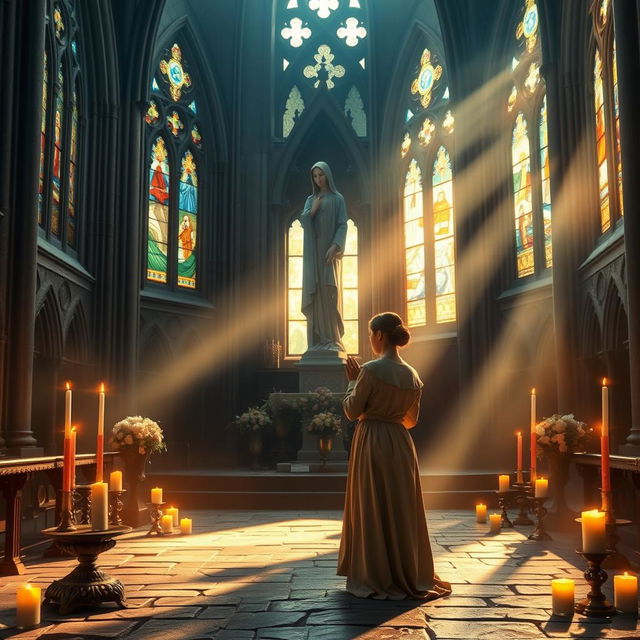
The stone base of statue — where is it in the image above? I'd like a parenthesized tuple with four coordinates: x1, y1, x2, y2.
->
(296, 347, 346, 392)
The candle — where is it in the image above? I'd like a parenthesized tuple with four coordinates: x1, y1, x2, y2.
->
(498, 474, 510, 493)
(180, 517, 192, 535)
(535, 477, 548, 498)
(151, 487, 163, 504)
(551, 579, 574, 616)
(96, 383, 105, 483)
(109, 470, 122, 492)
(91, 482, 109, 531)
(165, 506, 179, 527)
(70, 428, 76, 489)
(475, 503, 487, 523)
(614, 572, 638, 613)
(64, 382, 72, 438)
(161, 514, 173, 534)
(581, 509, 606, 553)
(601, 378, 611, 494)
(16, 584, 41, 628)
(489, 513, 501, 534)
(530, 388, 537, 482)
(516, 431, 523, 483)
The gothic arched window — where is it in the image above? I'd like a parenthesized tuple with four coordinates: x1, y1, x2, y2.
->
(508, 0, 552, 278)
(592, 0, 623, 234)
(401, 46, 456, 327)
(38, 0, 82, 251)
(286, 217, 359, 355)
(145, 43, 203, 291)
(276, 0, 369, 139)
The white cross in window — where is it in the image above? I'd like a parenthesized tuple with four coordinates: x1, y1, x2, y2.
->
(337, 17, 366, 47)
(309, 0, 339, 19)
(281, 17, 312, 48)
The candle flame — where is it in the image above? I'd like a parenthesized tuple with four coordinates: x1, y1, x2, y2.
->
(624, 571, 628, 576)
(516, 431, 521, 436)
(66, 382, 70, 390)
(71, 426, 76, 433)
(100, 382, 105, 393)
(602, 377, 607, 386)
(531, 387, 536, 394)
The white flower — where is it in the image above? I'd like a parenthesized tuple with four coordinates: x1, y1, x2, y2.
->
(124, 435, 134, 445)
(535, 425, 546, 436)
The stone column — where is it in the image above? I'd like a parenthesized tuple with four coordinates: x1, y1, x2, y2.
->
(4, 0, 46, 454)
(613, 0, 640, 450)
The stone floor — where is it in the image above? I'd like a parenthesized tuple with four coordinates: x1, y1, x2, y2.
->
(0, 510, 639, 639)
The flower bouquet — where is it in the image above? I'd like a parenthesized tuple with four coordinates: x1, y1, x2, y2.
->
(231, 406, 272, 435)
(111, 415, 166, 455)
(306, 411, 343, 439)
(535, 413, 591, 457)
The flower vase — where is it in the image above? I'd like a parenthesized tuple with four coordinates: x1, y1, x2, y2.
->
(317, 436, 333, 471)
(546, 451, 571, 518)
(248, 435, 262, 469)
(121, 446, 150, 527)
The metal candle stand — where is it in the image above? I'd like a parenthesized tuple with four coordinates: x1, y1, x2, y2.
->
(74, 485, 92, 525)
(496, 490, 516, 528)
(528, 496, 552, 541)
(574, 549, 617, 618)
(109, 490, 126, 527)
(512, 482, 535, 526)
(146, 501, 165, 536)
(56, 490, 76, 532)
(600, 487, 633, 569)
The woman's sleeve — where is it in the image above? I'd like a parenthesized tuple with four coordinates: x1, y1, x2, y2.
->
(402, 390, 422, 429)
(343, 368, 373, 422)
(300, 196, 313, 229)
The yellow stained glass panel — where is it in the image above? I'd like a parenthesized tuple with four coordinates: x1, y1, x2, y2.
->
(289, 219, 304, 255)
(407, 300, 426, 327)
(288, 256, 303, 289)
(343, 320, 359, 355)
(343, 288, 358, 320)
(342, 255, 358, 288)
(288, 321, 307, 355)
(288, 289, 304, 321)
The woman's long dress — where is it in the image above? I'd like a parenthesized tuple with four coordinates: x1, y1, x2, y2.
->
(337, 357, 452, 601)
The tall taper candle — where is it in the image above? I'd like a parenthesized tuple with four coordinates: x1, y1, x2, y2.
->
(69, 428, 76, 490)
(96, 383, 105, 483)
(516, 431, 523, 483)
(530, 388, 537, 482)
(64, 382, 72, 438)
(601, 378, 611, 493)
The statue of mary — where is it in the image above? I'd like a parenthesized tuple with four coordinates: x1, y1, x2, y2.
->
(300, 161, 348, 356)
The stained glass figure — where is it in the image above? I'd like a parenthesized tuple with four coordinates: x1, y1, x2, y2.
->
(303, 44, 345, 89)
(410, 49, 442, 109)
(594, 51, 610, 233)
(512, 112, 534, 277)
(282, 17, 312, 47)
(67, 88, 78, 247)
(283, 85, 304, 137)
(418, 118, 435, 147)
(612, 42, 623, 215)
(539, 96, 552, 268)
(145, 100, 160, 126)
(38, 51, 48, 225)
(344, 86, 366, 137)
(177, 151, 197, 289)
(147, 137, 170, 284)
(191, 125, 202, 147)
(51, 63, 65, 238)
(404, 160, 426, 327)
(159, 43, 192, 102)
(166, 110, 184, 136)
(337, 17, 367, 47)
(432, 147, 456, 323)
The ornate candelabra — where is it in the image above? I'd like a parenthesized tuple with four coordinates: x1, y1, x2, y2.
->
(512, 482, 534, 526)
(496, 490, 515, 528)
(146, 501, 165, 536)
(109, 490, 126, 527)
(600, 487, 633, 569)
(74, 485, 92, 525)
(56, 490, 76, 532)
(528, 496, 552, 541)
(574, 549, 617, 618)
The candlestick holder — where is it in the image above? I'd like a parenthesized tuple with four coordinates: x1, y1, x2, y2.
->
(74, 485, 92, 525)
(601, 488, 615, 525)
(496, 490, 515, 528)
(109, 490, 126, 527)
(56, 490, 77, 532)
(146, 501, 165, 536)
(512, 482, 534, 526)
(528, 496, 552, 541)
(574, 549, 616, 618)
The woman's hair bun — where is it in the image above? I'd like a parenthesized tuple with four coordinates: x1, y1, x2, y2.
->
(390, 324, 410, 347)
(369, 312, 411, 347)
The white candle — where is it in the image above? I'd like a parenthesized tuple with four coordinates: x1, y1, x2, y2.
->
(516, 431, 523, 483)
(109, 470, 122, 492)
(96, 383, 105, 483)
(165, 506, 179, 527)
(489, 513, 501, 534)
(498, 474, 510, 493)
(16, 584, 41, 628)
(614, 573, 638, 613)
(64, 382, 72, 438)
(91, 482, 109, 531)
(581, 509, 606, 553)
(475, 504, 487, 523)
(151, 487, 163, 504)
(551, 579, 574, 616)
(161, 514, 173, 534)
(535, 477, 548, 498)
(180, 517, 192, 535)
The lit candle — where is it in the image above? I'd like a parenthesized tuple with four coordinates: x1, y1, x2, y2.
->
(601, 378, 611, 494)
(161, 514, 173, 534)
(475, 504, 487, 523)
(535, 477, 548, 498)
(581, 509, 606, 553)
(96, 383, 105, 483)
(151, 487, 163, 504)
(165, 506, 179, 527)
(180, 517, 192, 535)
(489, 513, 501, 534)
(551, 579, 574, 616)
(614, 572, 638, 613)
(516, 431, 523, 483)
(91, 482, 109, 531)
(530, 388, 537, 482)
(498, 474, 510, 493)
(16, 584, 41, 629)
(64, 382, 72, 438)
(109, 470, 122, 492)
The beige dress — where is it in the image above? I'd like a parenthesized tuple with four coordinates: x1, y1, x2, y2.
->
(337, 357, 452, 601)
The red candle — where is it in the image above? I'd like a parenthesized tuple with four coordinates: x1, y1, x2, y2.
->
(96, 383, 105, 483)
(601, 378, 611, 493)
(516, 431, 523, 483)
(530, 388, 537, 482)
(69, 428, 77, 489)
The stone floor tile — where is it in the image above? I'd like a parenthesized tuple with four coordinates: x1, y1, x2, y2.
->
(428, 620, 544, 638)
(542, 620, 640, 637)
(307, 626, 430, 640)
(225, 612, 305, 629)
(306, 607, 427, 627)
(124, 619, 224, 639)
(40, 620, 138, 638)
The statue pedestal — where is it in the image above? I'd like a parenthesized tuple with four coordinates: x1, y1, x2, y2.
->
(296, 348, 346, 393)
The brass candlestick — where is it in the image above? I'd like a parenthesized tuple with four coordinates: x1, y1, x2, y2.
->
(575, 549, 616, 618)
(496, 491, 515, 528)
(528, 496, 552, 541)
(146, 502, 165, 536)
(513, 482, 534, 526)
(74, 485, 92, 525)
(109, 490, 126, 527)
(56, 490, 77, 532)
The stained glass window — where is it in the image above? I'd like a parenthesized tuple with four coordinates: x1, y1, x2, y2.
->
(539, 96, 551, 268)
(283, 86, 304, 138)
(594, 51, 610, 233)
(404, 160, 426, 327)
(38, 50, 48, 225)
(147, 137, 170, 284)
(286, 218, 359, 356)
(432, 147, 456, 323)
(177, 151, 197, 289)
(67, 87, 78, 247)
(612, 43, 623, 216)
(512, 113, 534, 278)
(51, 62, 64, 238)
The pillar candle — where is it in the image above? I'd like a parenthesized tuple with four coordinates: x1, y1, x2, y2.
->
(180, 517, 192, 535)
(516, 431, 523, 483)
(551, 579, 574, 616)
(91, 482, 109, 531)
(165, 506, 179, 527)
(489, 513, 501, 534)
(109, 470, 122, 492)
(581, 509, 606, 553)
(535, 477, 548, 498)
(530, 388, 537, 482)
(475, 504, 487, 523)
(151, 487, 163, 504)
(64, 382, 72, 438)
(614, 572, 638, 613)
(498, 474, 510, 493)
(96, 383, 105, 483)
(16, 584, 41, 628)
(161, 514, 173, 534)
(601, 378, 611, 494)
